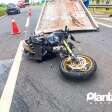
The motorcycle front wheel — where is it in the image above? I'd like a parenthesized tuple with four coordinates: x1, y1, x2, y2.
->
(60, 55, 97, 81)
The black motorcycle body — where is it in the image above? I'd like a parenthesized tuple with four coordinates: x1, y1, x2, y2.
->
(23, 27, 97, 81)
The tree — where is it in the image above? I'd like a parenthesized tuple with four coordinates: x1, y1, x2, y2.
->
(25, 0, 29, 3)
(96, 0, 100, 4)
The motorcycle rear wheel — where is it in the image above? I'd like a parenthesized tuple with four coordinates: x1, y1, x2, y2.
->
(60, 54, 97, 81)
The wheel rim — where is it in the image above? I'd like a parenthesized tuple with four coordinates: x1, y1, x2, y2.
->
(63, 55, 93, 72)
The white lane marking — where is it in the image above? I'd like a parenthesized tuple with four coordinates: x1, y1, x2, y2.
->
(99, 18, 112, 22)
(94, 17, 112, 22)
(0, 41, 24, 112)
(96, 22, 112, 28)
(25, 17, 30, 28)
(0, 15, 6, 20)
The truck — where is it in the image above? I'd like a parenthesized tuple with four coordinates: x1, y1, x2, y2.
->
(17, 0, 29, 8)
(35, 0, 99, 34)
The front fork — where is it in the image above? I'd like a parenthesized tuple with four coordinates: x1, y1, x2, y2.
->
(63, 40, 79, 63)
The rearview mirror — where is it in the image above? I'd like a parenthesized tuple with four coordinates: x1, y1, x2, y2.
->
(70, 34, 75, 41)
(65, 26, 69, 32)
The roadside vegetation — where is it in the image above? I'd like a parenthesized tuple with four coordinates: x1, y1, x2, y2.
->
(89, 0, 112, 15)
(89, 8, 112, 15)
(0, 4, 6, 17)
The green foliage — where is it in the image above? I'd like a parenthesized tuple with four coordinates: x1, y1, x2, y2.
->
(89, 7, 112, 15)
(0, 4, 6, 16)
(25, 0, 29, 3)
(0, 3, 6, 8)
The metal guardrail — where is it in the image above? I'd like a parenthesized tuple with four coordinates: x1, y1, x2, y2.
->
(89, 4, 112, 8)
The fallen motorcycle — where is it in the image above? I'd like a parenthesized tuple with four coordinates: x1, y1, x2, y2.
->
(23, 26, 97, 80)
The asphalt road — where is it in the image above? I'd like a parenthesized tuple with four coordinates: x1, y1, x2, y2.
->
(0, 6, 112, 112)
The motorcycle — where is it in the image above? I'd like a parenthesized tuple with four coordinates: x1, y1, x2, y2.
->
(23, 26, 97, 80)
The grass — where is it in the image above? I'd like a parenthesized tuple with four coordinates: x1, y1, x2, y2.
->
(89, 7, 112, 15)
(0, 4, 6, 17)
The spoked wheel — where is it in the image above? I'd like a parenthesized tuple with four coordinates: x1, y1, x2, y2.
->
(60, 55, 97, 81)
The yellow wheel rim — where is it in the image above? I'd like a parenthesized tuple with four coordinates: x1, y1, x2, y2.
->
(63, 55, 93, 72)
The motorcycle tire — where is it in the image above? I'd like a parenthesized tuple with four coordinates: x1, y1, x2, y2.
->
(60, 55, 97, 81)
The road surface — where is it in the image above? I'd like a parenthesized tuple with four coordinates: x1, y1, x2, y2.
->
(0, 6, 112, 112)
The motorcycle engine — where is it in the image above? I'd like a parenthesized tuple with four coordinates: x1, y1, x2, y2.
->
(47, 33, 60, 46)
(25, 33, 60, 61)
